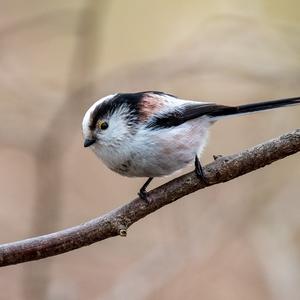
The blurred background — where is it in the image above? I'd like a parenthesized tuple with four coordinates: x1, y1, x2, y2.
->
(0, 1, 300, 299)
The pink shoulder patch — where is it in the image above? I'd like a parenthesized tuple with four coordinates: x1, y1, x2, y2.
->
(139, 93, 165, 122)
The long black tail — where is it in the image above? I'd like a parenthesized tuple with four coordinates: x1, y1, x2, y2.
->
(145, 96, 300, 130)
(209, 96, 300, 120)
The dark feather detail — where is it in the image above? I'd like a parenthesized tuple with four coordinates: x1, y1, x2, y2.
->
(146, 96, 300, 130)
(89, 91, 175, 130)
(89, 93, 142, 130)
(209, 96, 300, 118)
(229, 96, 300, 115)
(145, 103, 232, 129)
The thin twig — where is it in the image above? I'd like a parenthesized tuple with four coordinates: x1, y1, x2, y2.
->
(0, 129, 299, 267)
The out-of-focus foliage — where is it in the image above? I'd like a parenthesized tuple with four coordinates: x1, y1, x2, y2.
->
(0, 1, 299, 300)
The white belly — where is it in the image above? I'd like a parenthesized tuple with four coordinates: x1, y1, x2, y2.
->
(92, 118, 211, 178)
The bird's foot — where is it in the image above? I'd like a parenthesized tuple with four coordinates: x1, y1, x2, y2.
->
(138, 189, 149, 203)
(213, 154, 223, 160)
(138, 177, 153, 203)
(194, 155, 209, 185)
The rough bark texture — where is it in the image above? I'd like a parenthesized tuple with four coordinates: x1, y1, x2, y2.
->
(0, 129, 299, 267)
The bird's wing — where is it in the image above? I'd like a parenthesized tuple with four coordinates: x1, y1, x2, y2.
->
(144, 95, 300, 129)
(145, 102, 232, 130)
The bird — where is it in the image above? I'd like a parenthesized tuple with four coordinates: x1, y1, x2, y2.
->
(82, 91, 300, 201)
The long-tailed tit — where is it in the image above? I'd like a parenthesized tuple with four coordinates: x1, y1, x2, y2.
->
(82, 91, 300, 200)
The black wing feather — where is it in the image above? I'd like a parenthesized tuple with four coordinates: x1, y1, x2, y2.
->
(145, 103, 234, 130)
(145, 96, 300, 130)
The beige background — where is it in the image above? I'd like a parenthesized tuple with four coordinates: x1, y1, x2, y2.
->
(0, 1, 300, 299)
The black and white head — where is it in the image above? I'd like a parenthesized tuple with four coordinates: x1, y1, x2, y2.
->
(82, 92, 170, 149)
(83, 94, 134, 149)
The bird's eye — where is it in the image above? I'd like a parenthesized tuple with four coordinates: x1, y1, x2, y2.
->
(98, 120, 109, 130)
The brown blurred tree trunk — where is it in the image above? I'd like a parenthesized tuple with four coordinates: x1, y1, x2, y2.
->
(23, 2, 108, 299)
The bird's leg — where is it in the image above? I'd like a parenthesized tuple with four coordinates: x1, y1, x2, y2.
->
(138, 177, 153, 202)
(213, 154, 223, 160)
(194, 155, 209, 185)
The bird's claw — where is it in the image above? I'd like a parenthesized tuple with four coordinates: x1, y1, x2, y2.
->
(195, 155, 209, 185)
(138, 189, 149, 203)
(213, 154, 223, 160)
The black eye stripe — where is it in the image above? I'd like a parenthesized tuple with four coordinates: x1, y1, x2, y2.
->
(89, 91, 175, 130)
(89, 93, 141, 130)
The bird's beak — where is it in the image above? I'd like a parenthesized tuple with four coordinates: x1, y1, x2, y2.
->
(84, 138, 96, 148)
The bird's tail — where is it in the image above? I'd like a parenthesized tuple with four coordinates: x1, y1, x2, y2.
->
(209, 96, 300, 120)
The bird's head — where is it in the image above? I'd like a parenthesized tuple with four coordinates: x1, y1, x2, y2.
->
(82, 93, 143, 150)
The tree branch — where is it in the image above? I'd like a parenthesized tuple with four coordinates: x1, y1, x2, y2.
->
(0, 129, 299, 267)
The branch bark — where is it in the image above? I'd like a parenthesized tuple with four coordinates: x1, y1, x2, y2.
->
(0, 129, 299, 267)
